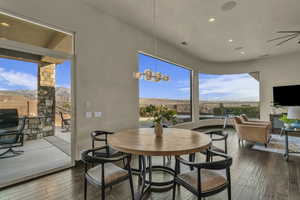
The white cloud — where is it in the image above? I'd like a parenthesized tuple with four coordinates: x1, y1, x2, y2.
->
(56, 84, 70, 88)
(199, 74, 259, 101)
(0, 67, 37, 90)
(178, 87, 190, 92)
(177, 79, 191, 93)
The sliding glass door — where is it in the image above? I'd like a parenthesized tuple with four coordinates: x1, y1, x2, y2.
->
(0, 12, 74, 188)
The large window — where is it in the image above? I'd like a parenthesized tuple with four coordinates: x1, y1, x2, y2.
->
(199, 73, 260, 119)
(139, 53, 192, 127)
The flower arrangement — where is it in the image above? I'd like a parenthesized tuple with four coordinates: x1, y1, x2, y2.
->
(142, 105, 177, 136)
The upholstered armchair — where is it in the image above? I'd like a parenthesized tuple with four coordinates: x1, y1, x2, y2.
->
(233, 117, 270, 147)
(240, 114, 271, 126)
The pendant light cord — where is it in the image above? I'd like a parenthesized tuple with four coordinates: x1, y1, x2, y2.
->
(153, 0, 157, 57)
(153, 0, 158, 74)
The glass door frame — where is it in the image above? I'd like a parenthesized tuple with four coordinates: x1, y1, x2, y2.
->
(0, 10, 77, 184)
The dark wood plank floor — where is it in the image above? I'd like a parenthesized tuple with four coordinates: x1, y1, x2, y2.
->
(1, 128, 300, 200)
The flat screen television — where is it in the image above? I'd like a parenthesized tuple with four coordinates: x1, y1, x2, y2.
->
(273, 85, 300, 106)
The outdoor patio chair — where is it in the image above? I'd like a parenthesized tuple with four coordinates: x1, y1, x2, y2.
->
(60, 112, 71, 131)
(172, 150, 232, 200)
(0, 117, 27, 159)
(81, 148, 135, 200)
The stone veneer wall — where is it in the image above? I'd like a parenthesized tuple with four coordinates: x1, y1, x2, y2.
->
(30, 62, 56, 139)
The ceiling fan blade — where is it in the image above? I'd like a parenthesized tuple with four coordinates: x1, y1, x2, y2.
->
(267, 34, 298, 42)
(276, 34, 299, 46)
(277, 31, 300, 33)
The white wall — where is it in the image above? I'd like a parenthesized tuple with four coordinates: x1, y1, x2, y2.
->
(1, 0, 300, 159)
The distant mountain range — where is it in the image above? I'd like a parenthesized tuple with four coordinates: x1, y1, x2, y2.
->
(0, 87, 71, 100)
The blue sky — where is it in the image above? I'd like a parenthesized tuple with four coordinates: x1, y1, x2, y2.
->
(0, 58, 71, 91)
(139, 53, 259, 101)
(199, 73, 259, 101)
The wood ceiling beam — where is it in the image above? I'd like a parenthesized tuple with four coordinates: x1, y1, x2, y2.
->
(41, 32, 72, 64)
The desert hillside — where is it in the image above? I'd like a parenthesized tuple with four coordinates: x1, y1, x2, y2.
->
(0, 87, 71, 119)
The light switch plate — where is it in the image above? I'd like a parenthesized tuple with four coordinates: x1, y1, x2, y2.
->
(94, 112, 102, 118)
(86, 112, 92, 118)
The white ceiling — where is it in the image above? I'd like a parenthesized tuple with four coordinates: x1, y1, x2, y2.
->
(83, 0, 300, 62)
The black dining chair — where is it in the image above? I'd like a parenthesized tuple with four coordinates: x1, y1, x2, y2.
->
(205, 129, 228, 154)
(189, 129, 228, 169)
(82, 147, 135, 200)
(172, 150, 232, 200)
(90, 130, 118, 157)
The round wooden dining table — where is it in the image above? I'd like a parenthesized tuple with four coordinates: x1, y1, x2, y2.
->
(108, 128, 211, 199)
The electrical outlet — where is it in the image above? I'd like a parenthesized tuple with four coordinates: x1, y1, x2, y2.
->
(86, 112, 92, 118)
(94, 112, 102, 118)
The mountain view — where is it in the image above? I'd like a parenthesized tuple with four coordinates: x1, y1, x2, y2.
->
(0, 87, 71, 118)
(0, 87, 71, 100)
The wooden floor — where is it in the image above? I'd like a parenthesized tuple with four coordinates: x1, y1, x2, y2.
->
(1, 128, 300, 200)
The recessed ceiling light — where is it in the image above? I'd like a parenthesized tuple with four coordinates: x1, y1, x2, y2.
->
(1, 22, 10, 27)
(181, 41, 188, 46)
(240, 51, 245, 55)
(235, 46, 244, 50)
(208, 18, 216, 22)
(228, 39, 233, 42)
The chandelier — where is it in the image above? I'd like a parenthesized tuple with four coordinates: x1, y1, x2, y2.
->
(133, 0, 170, 82)
(134, 69, 169, 82)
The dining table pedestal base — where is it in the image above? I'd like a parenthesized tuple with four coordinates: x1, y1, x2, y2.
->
(145, 164, 176, 192)
(133, 156, 177, 199)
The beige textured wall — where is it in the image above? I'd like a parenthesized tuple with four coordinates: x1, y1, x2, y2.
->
(1, 0, 300, 159)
